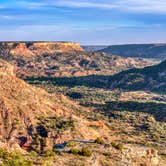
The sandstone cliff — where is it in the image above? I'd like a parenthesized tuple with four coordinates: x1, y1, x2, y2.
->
(0, 41, 84, 57)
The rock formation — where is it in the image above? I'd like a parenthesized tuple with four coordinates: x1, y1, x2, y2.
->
(0, 41, 84, 57)
(0, 59, 106, 151)
(0, 59, 164, 165)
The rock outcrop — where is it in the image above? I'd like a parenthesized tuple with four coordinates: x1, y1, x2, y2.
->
(0, 48, 156, 78)
(0, 59, 107, 151)
(0, 41, 84, 57)
(123, 145, 161, 166)
(0, 60, 14, 76)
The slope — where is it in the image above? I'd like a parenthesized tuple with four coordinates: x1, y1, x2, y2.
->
(0, 59, 109, 152)
(0, 49, 156, 77)
(98, 44, 166, 59)
(108, 60, 166, 93)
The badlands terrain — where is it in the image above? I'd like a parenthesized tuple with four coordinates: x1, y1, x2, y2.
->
(0, 41, 165, 166)
(0, 42, 156, 77)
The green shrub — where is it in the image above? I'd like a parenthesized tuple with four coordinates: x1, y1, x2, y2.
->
(0, 149, 33, 166)
(69, 147, 92, 157)
(0, 149, 11, 159)
(81, 147, 91, 157)
(66, 141, 77, 147)
(29, 150, 38, 157)
(70, 148, 80, 155)
(111, 142, 123, 151)
(95, 137, 105, 144)
(103, 152, 111, 157)
(4, 158, 33, 166)
(44, 150, 55, 157)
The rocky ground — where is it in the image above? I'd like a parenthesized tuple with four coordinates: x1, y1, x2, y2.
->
(0, 42, 165, 165)
(0, 42, 157, 77)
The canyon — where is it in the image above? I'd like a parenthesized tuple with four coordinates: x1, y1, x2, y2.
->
(0, 42, 165, 165)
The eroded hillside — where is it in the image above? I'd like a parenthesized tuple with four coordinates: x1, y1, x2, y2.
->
(0, 59, 109, 150)
(0, 60, 165, 165)
(107, 60, 166, 94)
(0, 41, 84, 57)
(25, 60, 166, 165)
(0, 45, 156, 77)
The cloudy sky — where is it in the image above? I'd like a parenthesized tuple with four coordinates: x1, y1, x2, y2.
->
(0, 0, 166, 44)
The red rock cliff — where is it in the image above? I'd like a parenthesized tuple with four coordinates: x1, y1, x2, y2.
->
(0, 41, 84, 57)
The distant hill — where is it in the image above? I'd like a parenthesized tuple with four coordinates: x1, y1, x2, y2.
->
(97, 44, 166, 59)
(82, 45, 108, 52)
(108, 60, 166, 93)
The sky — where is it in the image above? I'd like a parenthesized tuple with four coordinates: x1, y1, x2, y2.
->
(0, 0, 166, 44)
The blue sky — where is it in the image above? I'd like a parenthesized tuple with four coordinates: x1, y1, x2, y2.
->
(0, 0, 166, 44)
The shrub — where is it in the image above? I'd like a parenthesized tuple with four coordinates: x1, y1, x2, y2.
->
(5, 158, 33, 166)
(0, 149, 33, 166)
(44, 150, 55, 157)
(81, 147, 91, 157)
(103, 152, 111, 157)
(0, 149, 11, 159)
(66, 141, 77, 147)
(69, 147, 92, 157)
(70, 148, 80, 155)
(111, 142, 123, 151)
(29, 150, 38, 157)
(95, 137, 105, 145)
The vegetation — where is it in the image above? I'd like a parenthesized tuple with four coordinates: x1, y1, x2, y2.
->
(69, 147, 92, 157)
(98, 43, 166, 59)
(66, 141, 78, 147)
(95, 137, 106, 145)
(111, 142, 123, 151)
(30, 116, 75, 153)
(44, 150, 56, 157)
(0, 51, 165, 164)
(25, 60, 166, 94)
(37, 116, 75, 131)
(24, 65, 166, 155)
(0, 149, 33, 166)
(1, 46, 154, 78)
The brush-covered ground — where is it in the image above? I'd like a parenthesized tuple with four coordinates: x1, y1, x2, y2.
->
(25, 61, 166, 165)
(0, 46, 165, 165)
(1, 59, 165, 165)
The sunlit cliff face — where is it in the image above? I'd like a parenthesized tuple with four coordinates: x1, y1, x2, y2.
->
(0, 42, 84, 57)
(0, 60, 14, 76)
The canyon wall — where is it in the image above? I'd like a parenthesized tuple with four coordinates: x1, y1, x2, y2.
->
(0, 41, 84, 57)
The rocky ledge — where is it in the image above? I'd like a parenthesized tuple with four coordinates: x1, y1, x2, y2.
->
(0, 41, 84, 57)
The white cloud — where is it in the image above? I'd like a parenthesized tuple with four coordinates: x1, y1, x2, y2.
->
(2, 0, 165, 14)
(116, 0, 166, 13)
(17, 0, 116, 9)
(51, 1, 117, 9)
(1, 0, 166, 14)
(27, 0, 166, 14)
